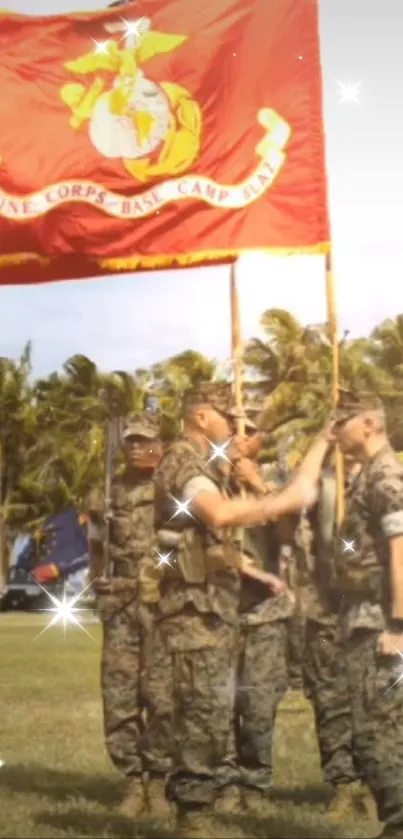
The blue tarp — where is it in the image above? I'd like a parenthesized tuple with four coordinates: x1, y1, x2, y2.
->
(15, 508, 89, 578)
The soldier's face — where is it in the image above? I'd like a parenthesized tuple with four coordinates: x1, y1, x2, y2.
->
(206, 408, 233, 444)
(124, 436, 162, 469)
(335, 416, 366, 454)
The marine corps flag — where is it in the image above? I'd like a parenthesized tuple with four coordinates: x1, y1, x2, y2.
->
(0, 0, 330, 284)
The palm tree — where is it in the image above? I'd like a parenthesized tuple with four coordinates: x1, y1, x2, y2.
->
(244, 309, 392, 464)
(0, 343, 38, 586)
(369, 316, 403, 447)
(149, 350, 216, 437)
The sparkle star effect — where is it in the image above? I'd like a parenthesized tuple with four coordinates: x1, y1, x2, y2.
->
(388, 647, 403, 692)
(121, 17, 147, 45)
(155, 549, 176, 570)
(92, 39, 110, 55)
(33, 581, 96, 642)
(168, 494, 197, 522)
(341, 539, 356, 553)
(336, 79, 363, 105)
(206, 438, 233, 466)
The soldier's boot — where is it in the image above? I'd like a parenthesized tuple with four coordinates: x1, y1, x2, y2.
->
(176, 808, 218, 839)
(176, 807, 245, 839)
(378, 826, 403, 838)
(118, 776, 147, 819)
(353, 781, 378, 821)
(214, 784, 243, 814)
(147, 776, 175, 822)
(325, 781, 364, 822)
(243, 788, 274, 817)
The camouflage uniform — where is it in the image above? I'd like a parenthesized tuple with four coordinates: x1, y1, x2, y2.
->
(92, 416, 173, 802)
(234, 516, 291, 797)
(334, 395, 403, 832)
(300, 474, 361, 791)
(153, 384, 243, 828)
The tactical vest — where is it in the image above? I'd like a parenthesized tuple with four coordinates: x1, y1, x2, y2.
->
(109, 476, 156, 578)
(155, 439, 242, 586)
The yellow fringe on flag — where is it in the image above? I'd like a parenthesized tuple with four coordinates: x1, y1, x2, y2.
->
(0, 241, 331, 277)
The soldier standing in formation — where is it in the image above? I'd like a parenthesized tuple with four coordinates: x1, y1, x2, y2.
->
(152, 383, 315, 838)
(294, 392, 403, 839)
(87, 415, 173, 821)
(215, 415, 293, 816)
(301, 455, 376, 821)
(330, 393, 403, 839)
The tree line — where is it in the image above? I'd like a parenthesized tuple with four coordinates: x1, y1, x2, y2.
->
(1, 308, 403, 579)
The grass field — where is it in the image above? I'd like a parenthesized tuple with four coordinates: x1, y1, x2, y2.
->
(0, 613, 381, 839)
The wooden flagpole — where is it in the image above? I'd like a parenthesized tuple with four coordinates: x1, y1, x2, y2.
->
(325, 249, 344, 524)
(230, 262, 245, 436)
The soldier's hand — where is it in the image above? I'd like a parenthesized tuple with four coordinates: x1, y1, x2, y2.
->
(260, 571, 286, 596)
(92, 575, 114, 595)
(317, 421, 337, 446)
(377, 630, 403, 656)
(228, 435, 250, 461)
(232, 457, 264, 490)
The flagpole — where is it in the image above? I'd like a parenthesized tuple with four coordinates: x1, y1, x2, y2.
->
(230, 262, 245, 435)
(325, 249, 344, 524)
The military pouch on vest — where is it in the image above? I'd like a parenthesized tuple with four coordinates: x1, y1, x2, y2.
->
(158, 526, 207, 584)
(335, 557, 383, 600)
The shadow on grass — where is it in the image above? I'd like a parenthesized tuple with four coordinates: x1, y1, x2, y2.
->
(0, 762, 121, 806)
(35, 810, 175, 839)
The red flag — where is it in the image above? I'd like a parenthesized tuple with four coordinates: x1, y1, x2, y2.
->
(0, 0, 330, 284)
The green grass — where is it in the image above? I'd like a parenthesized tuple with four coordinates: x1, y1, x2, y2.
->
(0, 613, 380, 839)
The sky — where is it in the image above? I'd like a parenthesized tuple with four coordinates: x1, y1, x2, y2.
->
(1, 0, 403, 376)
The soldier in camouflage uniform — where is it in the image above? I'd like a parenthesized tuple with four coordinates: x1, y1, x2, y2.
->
(301, 458, 376, 822)
(87, 415, 173, 822)
(219, 419, 293, 816)
(330, 393, 403, 838)
(153, 383, 316, 839)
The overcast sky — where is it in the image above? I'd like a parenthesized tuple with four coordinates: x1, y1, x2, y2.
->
(1, 0, 402, 376)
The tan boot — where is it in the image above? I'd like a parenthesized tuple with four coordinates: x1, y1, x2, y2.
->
(176, 809, 218, 839)
(243, 788, 273, 816)
(177, 809, 246, 838)
(146, 776, 174, 821)
(214, 784, 243, 814)
(118, 776, 146, 819)
(325, 782, 362, 822)
(354, 781, 378, 821)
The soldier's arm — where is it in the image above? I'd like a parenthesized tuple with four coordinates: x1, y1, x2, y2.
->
(372, 471, 403, 621)
(184, 474, 316, 528)
(295, 432, 332, 485)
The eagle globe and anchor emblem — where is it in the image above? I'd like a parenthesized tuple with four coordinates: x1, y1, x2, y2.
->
(60, 16, 202, 183)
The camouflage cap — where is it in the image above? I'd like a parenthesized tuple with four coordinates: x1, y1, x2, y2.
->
(182, 382, 236, 415)
(123, 412, 160, 440)
(333, 389, 384, 424)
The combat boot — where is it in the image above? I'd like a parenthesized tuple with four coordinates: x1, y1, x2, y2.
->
(214, 784, 243, 814)
(325, 781, 364, 822)
(353, 781, 378, 821)
(243, 788, 273, 817)
(118, 776, 146, 819)
(176, 808, 218, 839)
(146, 776, 175, 822)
